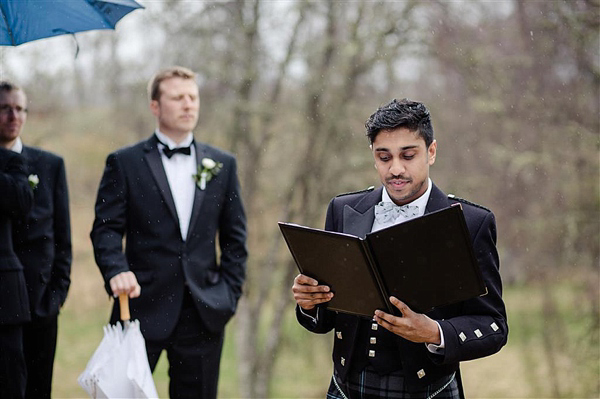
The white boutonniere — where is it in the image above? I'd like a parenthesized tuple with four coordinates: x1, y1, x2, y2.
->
(28, 174, 39, 190)
(193, 158, 223, 190)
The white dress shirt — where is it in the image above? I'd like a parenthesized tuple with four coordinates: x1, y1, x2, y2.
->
(155, 130, 196, 241)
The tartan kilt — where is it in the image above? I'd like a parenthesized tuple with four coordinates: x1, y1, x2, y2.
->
(326, 366, 460, 399)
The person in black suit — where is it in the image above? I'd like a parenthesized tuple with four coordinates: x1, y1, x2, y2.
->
(91, 66, 247, 399)
(0, 81, 72, 399)
(292, 99, 508, 398)
(0, 147, 33, 399)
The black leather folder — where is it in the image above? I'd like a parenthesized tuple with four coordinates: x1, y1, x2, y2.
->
(279, 204, 487, 318)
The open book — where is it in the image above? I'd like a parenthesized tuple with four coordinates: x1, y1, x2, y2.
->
(279, 204, 487, 318)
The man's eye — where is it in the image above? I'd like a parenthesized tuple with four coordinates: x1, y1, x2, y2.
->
(379, 156, 390, 162)
(403, 154, 415, 160)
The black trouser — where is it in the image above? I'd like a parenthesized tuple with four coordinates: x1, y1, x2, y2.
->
(23, 315, 58, 399)
(146, 290, 225, 399)
(0, 323, 26, 399)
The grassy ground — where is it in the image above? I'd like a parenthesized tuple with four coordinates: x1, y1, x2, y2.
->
(51, 260, 599, 398)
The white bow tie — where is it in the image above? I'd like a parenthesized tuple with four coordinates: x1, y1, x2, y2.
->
(374, 202, 420, 224)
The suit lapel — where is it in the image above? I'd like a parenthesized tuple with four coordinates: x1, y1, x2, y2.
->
(342, 187, 382, 238)
(143, 136, 179, 225)
(20, 146, 38, 173)
(186, 141, 207, 241)
(424, 184, 450, 214)
(20, 146, 31, 162)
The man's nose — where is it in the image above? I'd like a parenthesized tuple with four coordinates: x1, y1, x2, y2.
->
(389, 158, 405, 176)
(182, 96, 194, 108)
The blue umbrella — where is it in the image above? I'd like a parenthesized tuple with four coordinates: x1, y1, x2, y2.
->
(0, 0, 144, 46)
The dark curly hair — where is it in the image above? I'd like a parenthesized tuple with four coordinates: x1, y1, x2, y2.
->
(365, 98, 434, 147)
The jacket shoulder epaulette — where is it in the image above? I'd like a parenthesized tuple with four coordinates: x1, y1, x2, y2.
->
(336, 186, 375, 198)
(447, 194, 491, 212)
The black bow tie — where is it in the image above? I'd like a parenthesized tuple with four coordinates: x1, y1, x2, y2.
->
(156, 138, 193, 158)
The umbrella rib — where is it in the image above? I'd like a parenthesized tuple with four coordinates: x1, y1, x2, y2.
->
(0, 0, 143, 47)
(0, 3, 16, 45)
(86, 0, 141, 30)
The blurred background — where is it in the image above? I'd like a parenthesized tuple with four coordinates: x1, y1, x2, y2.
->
(1, 0, 598, 397)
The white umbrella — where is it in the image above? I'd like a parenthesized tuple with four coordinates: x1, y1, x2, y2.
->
(78, 294, 158, 398)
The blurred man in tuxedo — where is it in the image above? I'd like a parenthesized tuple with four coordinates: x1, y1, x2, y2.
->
(0, 147, 33, 399)
(91, 66, 247, 399)
(0, 81, 72, 399)
(292, 99, 508, 398)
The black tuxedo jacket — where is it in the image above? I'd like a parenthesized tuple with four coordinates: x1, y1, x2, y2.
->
(13, 146, 72, 320)
(91, 135, 247, 341)
(297, 184, 508, 392)
(0, 148, 32, 325)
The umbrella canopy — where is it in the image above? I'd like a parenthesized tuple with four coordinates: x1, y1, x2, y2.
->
(0, 0, 144, 46)
(78, 294, 158, 399)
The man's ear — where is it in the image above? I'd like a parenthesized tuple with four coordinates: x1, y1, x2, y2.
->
(150, 100, 159, 117)
(428, 140, 437, 165)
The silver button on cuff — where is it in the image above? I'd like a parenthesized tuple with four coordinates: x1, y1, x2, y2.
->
(371, 323, 378, 331)
(370, 337, 376, 344)
(459, 332, 467, 342)
(417, 369, 426, 379)
(368, 350, 375, 357)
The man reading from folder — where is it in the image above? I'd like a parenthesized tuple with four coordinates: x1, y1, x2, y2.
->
(292, 99, 507, 398)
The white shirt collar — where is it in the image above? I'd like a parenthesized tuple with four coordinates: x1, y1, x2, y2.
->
(8, 137, 23, 153)
(381, 177, 432, 217)
(155, 130, 194, 149)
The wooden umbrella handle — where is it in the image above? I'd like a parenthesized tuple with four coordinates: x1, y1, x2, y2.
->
(119, 293, 130, 321)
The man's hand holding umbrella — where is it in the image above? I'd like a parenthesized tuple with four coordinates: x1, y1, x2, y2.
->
(110, 271, 141, 299)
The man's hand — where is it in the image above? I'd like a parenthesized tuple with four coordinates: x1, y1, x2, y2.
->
(292, 274, 333, 310)
(109, 271, 141, 299)
(373, 296, 440, 344)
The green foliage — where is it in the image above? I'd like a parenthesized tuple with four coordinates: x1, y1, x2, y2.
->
(502, 280, 600, 398)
